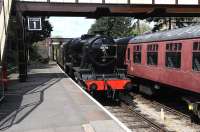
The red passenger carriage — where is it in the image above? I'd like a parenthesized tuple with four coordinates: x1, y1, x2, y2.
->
(125, 25, 200, 119)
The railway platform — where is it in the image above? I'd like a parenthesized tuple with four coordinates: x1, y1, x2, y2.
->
(0, 62, 128, 132)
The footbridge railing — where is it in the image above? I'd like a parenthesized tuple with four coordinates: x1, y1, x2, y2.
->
(17, 0, 200, 5)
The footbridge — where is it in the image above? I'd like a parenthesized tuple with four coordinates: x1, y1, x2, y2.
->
(16, 0, 200, 17)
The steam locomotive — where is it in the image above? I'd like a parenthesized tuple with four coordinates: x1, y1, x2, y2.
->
(56, 34, 132, 99)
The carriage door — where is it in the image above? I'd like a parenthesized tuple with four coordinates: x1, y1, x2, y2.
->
(126, 47, 131, 70)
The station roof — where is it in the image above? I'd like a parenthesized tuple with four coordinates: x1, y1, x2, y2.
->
(129, 25, 200, 44)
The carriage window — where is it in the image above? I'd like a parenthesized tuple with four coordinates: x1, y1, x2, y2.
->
(193, 42, 200, 71)
(166, 43, 182, 69)
(133, 45, 142, 64)
(127, 48, 130, 60)
(147, 44, 158, 65)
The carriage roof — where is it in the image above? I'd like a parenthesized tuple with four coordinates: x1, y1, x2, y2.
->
(129, 25, 200, 44)
(115, 36, 134, 45)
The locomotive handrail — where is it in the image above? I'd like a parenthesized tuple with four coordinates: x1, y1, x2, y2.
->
(95, 73, 119, 78)
(99, 56, 117, 58)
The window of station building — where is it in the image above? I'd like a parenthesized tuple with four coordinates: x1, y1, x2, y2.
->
(193, 42, 200, 71)
(165, 43, 182, 69)
(133, 45, 142, 64)
(147, 44, 158, 65)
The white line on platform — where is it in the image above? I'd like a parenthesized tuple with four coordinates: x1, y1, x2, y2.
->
(58, 65, 131, 132)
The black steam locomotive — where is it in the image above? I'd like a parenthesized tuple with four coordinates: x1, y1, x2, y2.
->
(55, 34, 132, 99)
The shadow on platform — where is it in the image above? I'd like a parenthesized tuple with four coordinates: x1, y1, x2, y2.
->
(0, 69, 68, 130)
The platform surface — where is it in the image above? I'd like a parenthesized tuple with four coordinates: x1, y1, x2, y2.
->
(0, 62, 126, 132)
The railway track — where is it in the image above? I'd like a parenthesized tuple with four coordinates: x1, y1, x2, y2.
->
(130, 93, 190, 119)
(73, 75, 200, 131)
(105, 94, 169, 132)
(130, 93, 192, 122)
(105, 92, 200, 132)
(128, 93, 200, 131)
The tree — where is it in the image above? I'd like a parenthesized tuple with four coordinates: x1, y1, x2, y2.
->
(146, 17, 200, 32)
(88, 17, 133, 38)
(26, 17, 53, 44)
(7, 16, 52, 45)
(7, 16, 53, 63)
(26, 17, 52, 62)
(131, 20, 151, 35)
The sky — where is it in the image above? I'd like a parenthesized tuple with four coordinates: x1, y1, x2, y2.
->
(49, 17, 95, 38)
(48, 0, 198, 38)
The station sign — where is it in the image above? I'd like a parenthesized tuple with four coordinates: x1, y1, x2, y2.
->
(27, 17, 42, 31)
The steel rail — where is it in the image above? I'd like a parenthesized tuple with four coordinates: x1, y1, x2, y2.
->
(151, 100, 190, 119)
(120, 101, 168, 132)
(130, 92, 190, 119)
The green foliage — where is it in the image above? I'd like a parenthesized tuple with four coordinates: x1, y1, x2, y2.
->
(7, 16, 52, 45)
(131, 20, 151, 35)
(88, 17, 152, 38)
(6, 16, 52, 63)
(146, 17, 200, 32)
(29, 43, 42, 61)
(88, 17, 133, 38)
(27, 17, 53, 44)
